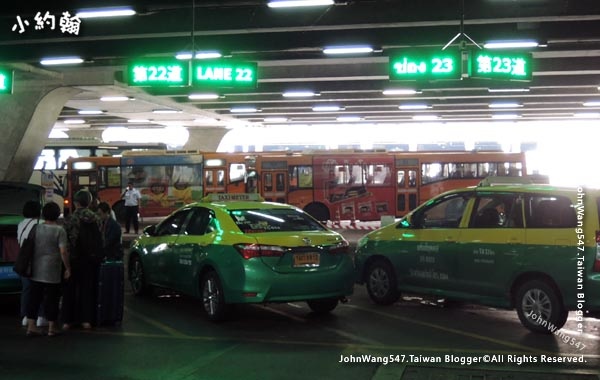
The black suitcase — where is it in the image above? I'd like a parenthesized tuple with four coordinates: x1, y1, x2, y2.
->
(96, 260, 124, 326)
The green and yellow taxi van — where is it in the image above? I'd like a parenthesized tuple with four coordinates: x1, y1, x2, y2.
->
(355, 182, 600, 333)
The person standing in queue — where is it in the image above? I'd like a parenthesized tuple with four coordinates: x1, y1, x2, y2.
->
(121, 181, 142, 235)
(25, 202, 69, 336)
(97, 202, 123, 261)
(62, 190, 103, 330)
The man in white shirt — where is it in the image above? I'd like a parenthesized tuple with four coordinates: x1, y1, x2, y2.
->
(121, 181, 142, 234)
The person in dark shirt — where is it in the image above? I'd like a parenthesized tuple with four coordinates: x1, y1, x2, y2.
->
(97, 202, 123, 260)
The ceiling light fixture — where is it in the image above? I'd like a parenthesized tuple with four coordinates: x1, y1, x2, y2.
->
(231, 107, 258, 113)
(267, 0, 334, 8)
(194, 118, 218, 123)
(175, 52, 193, 60)
(483, 40, 538, 49)
(128, 119, 150, 123)
(489, 103, 521, 108)
(323, 46, 373, 55)
(40, 57, 84, 65)
(412, 115, 438, 121)
(76, 7, 136, 19)
(488, 88, 530, 93)
(399, 104, 429, 110)
(63, 119, 86, 124)
(383, 89, 418, 95)
(283, 91, 316, 98)
(188, 93, 219, 100)
(583, 101, 600, 107)
(574, 112, 600, 118)
(77, 110, 103, 115)
(312, 105, 342, 112)
(196, 51, 222, 59)
(100, 96, 130, 102)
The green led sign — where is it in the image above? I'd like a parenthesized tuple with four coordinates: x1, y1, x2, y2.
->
(192, 61, 257, 88)
(127, 60, 190, 87)
(389, 49, 461, 81)
(0, 69, 13, 94)
(470, 50, 532, 81)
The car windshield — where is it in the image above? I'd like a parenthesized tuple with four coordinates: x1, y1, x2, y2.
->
(228, 208, 326, 233)
(0, 184, 41, 216)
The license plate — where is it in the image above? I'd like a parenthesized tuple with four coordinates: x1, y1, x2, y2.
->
(293, 253, 320, 267)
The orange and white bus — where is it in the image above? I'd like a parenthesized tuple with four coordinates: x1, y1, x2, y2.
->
(66, 150, 526, 222)
(256, 150, 526, 221)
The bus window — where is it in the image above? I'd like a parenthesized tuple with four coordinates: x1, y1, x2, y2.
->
(276, 173, 285, 191)
(107, 167, 121, 187)
(205, 171, 214, 186)
(264, 173, 273, 192)
(230, 163, 246, 183)
(289, 166, 298, 189)
(408, 170, 417, 187)
(217, 170, 225, 186)
(422, 163, 443, 184)
(298, 166, 312, 187)
(397, 170, 405, 187)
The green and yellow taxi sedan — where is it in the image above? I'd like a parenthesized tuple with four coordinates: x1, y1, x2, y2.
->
(129, 194, 354, 321)
(355, 183, 600, 333)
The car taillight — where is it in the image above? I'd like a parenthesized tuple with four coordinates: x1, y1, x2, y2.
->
(594, 231, 600, 272)
(328, 240, 350, 254)
(234, 243, 285, 259)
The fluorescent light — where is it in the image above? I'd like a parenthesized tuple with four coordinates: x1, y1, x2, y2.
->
(383, 89, 418, 95)
(312, 105, 342, 112)
(583, 101, 600, 107)
(574, 112, 600, 118)
(78, 110, 103, 115)
(283, 91, 316, 98)
(268, 0, 334, 8)
(76, 8, 136, 19)
(128, 119, 150, 123)
(188, 93, 219, 100)
(488, 88, 530, 93)
(194, 118, 218, 123)
(152, 109, 180, 114)
(263, 117, 288, 123)
(483, 40, 538, 49)
(196, 51, 222, 59)
(492, 114, 519, 119)
(489, 103, 521, 108)
(413, 115, 438, 121)
(40, 57, 84, 65)
(175, 52, 193, 60)
(63, 119, 86, 124)
(336, 116, 362, 122)
(100, 96, 130, 102)
(399, 104, 429, 110)
(231, 107, 258, 113)
(323, 46, 373, 55)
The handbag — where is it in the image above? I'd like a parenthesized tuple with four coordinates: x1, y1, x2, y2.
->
(13, 224, 37, 278)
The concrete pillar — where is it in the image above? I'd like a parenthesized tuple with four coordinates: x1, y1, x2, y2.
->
(0, 66, 81, 181)
(183, 127, 229, 151)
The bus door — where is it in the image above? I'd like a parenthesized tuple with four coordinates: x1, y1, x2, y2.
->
(262, 171, 287, 203)
(204, 168, 225, 194)
(396, 167, 418, 216)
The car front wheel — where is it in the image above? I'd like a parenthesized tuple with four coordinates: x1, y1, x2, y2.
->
(515, 279, 568, 334)
(307, 298, 338, 314)
(201, 271, 228, 322)
(129, 255, 149, 296)
(366, 260, 400, 305)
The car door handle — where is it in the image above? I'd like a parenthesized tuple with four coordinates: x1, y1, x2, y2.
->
(445, 237, 456, 243)
(506, 238, 521, 244)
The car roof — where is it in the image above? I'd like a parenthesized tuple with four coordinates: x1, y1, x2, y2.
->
(446, 184, 599, 197)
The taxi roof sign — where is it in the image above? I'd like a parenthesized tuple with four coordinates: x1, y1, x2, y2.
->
(203, 193, 263, 202)
(478, 176, 534, 187)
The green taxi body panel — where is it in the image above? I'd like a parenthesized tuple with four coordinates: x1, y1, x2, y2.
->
(355, 185, 600, 313)
(131, 199, 354, 305)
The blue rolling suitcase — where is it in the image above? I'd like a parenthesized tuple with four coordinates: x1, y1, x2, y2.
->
(96, 260, 124, 326)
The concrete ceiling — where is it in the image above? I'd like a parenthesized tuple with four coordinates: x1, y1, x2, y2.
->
(2, 0, 600, 133)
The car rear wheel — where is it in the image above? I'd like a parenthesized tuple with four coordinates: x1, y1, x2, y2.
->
(515, 279, 568, 334)
(307, 298, 338, 314)
(366, 260, 400, 305)
(201, 271, 228, 322)
(129, 255, 149, 296)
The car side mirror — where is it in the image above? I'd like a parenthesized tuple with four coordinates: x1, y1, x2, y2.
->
(144, 225, 156, 236)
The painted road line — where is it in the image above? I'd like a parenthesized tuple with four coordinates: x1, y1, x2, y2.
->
(343, 304, 600, 358)
(125, 306, 188, 338)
